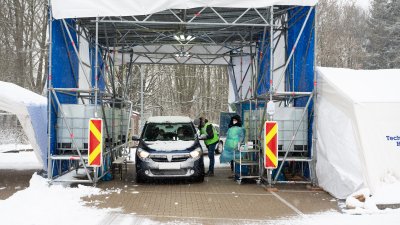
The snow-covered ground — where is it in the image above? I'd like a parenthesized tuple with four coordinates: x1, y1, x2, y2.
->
(1, 173, 399, 225)
(0, 144, 41, 170)
(1, 145, 400, 225)
(0, 143, 32, 153)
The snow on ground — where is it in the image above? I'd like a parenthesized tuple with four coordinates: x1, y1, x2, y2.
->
(0, 150, 41, 170)
(1, 174, 400, 225)
(1, 145, 400, 225)
(0, 173, 164, 225)
(0, 144, 32, 153)
(262, 210, 400, 225)
(372, 173, 400, 205)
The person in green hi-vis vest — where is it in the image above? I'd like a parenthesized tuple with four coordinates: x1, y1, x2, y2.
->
(194, 117, 219, 176)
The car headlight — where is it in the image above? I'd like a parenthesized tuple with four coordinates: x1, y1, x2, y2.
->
(137, 149, 150, 159)
(189, 148, 202, 159)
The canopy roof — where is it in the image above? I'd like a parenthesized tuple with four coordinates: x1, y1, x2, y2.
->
(51, 0, 317, 19)
(51, 0, 317, 48)
(50, 0, 316, 65)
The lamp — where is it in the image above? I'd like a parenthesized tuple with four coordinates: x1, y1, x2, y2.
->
(173, 33, 196, 42)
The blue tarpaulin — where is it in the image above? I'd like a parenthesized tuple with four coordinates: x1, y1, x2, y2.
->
(49, 18, 105, 175)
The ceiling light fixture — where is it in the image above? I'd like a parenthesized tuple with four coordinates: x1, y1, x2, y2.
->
(173, 33, 196, 42)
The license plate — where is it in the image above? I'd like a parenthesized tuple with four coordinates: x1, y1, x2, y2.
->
(158, 163, 180, 170)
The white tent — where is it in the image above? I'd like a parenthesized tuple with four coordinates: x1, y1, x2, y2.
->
(0, 81, 47, 170)
(50, 0, 317, 19)
(316, 67, 400, 199)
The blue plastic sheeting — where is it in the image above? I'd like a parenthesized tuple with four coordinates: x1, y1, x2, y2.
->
(49, 19, 106, 176)
(287, 6, 315, 106)
(50, 19, 79, 175)
(27, 105, 48, 169)
(257, 32, 271, 95)
(90, 45, 106, 92)
(287, 6, 315, 178)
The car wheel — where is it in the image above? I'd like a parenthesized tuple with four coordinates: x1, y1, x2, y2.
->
(136, 172, 145, 183)
(216, 141, 223, 154)
(194, 174, 204, 182)
(192, 159, 205, 183)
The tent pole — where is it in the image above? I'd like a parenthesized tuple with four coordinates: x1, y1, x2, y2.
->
(269, 5, 274, 102)
(140, 65, 144, 129)
(94, 16, 99, 183)
(266, 5, 274, 187)
(311, 4, 318, 186)
(94, 17, 99, 117)
(47, 0, 53, 180)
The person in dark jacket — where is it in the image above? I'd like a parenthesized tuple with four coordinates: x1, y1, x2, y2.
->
(194, 117, 219, 176)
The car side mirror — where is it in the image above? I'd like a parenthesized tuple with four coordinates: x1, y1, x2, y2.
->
(131, 135, 140, 141)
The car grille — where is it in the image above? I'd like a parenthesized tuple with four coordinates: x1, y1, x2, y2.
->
(150, 155, 168, 162)
(150, 154, 190, 162)
(150, 169, 187, 176)
(172, 155, 190, 162)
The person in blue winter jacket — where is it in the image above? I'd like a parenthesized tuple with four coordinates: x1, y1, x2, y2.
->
(220, 115, 245, 178)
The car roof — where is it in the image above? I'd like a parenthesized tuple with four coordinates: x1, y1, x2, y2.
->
(146, 116, 192, 123)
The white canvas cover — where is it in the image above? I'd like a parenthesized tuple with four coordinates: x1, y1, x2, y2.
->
(316, 67, 400, 199)
(0, 81, 47, 170)
(50, 0, 317, 19)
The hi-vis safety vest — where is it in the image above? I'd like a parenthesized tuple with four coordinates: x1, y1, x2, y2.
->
(200, 122, 219, 145)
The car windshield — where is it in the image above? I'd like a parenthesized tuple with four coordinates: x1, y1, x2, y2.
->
(142, 123, 195, 141)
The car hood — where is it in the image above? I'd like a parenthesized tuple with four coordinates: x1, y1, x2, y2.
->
(142, 140, 197, 152)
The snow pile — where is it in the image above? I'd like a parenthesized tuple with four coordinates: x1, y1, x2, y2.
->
(344, 188, 380, 214)
(372, 173, 400, 204)
(266, 210, 400, 225)
(0, 174, 115, 225)
(0, 151, 41, 170)
(0, 173, 195, 225)
(0, 144, 32, 153)
(343, 173, 400, 215)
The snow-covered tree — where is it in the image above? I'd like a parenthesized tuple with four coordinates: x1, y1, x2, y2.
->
(366, 0, 400, 69)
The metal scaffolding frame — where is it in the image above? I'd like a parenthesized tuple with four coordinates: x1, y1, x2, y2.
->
(47, 3, 317, 185)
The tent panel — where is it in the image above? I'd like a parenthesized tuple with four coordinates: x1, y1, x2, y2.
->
(0, 81, 47, 170)
(316, 97, 364, 199)
(354, 103, 400, 195)
(51, 0, 318, 19)
(317, 67, 400, 198)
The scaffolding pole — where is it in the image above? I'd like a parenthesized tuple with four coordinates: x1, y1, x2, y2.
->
(47, 1, 53, 180)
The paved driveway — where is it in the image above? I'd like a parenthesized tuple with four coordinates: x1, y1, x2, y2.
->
(86, 165, 338, 224)
(0, 160, 339, 225)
